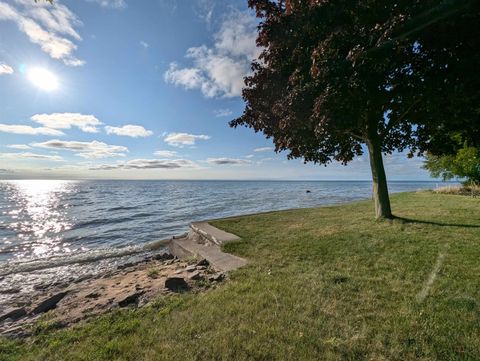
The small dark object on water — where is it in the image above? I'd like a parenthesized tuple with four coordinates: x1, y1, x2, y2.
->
(306, 190, 311, 193)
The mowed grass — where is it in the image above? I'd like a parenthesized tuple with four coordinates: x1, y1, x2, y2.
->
(2, 192, 479, 361)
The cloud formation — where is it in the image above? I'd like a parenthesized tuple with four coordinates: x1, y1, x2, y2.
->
(0, 1, 84, 66)
(91, 158, 196, 170)
(0, 63, 13, 75)
(254, 147, 274, 152)
(105, 125, 153, 138)
(206, 157, 251, 165)
(7, 144, 31, 150)
(164, 132, 210, 147)
(0, 152, 63, 161)
(214, 108, 233, 117)
(31, 113, 102, 133)
(32, 139, 128, 159)
(0, 124, 64, 136)
(164, 11, 260, 98)
(154, 150, 178, 158)
(85, 0, 127, 9)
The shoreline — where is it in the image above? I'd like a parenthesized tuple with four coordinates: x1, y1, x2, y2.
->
(0, 222, 246, 337)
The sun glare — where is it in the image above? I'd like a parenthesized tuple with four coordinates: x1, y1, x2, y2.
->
(27, 67, 59, 91)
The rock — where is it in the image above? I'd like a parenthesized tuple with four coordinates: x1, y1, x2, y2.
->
(85, 292, 100, 299)
(165, 277, 189, 292)
(209, 273, 225, 282)
(2, 287, 21, 294)
(154, 252, 174, 261)
(188, 271, 204, 281)
(118, 291, 144, 307)
(185, 265, 197, 272)
(196, 265, 207, 271)
(0, 307, 27, 322)
(31, 292, 68, 314)
(196, 258, 209, 267)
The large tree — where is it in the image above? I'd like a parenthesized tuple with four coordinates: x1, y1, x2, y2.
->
(230, 0, 480, 219)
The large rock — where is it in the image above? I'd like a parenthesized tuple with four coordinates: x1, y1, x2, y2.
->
(118, 291, 144, 307)
(0, 307, 27, 322)
(165, 277, 189, 292)
(31, 292, 68, 314)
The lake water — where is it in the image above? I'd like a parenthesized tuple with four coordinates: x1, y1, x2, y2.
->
(0, 179, 447, 300)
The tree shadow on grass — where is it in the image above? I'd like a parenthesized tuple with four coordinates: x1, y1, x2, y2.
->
(394, 216, 480, 228)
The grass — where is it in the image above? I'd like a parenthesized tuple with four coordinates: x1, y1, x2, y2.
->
(146, 268, 159, 279)
(433, 184, 480, 196)
(1, 191, 479, 361)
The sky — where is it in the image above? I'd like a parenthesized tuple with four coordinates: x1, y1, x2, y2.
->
(0, 0, 434, 180)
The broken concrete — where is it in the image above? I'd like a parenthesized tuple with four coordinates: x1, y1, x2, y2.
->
(168, 222, 247, 272)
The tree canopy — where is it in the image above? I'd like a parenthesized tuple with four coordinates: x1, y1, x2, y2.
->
(424, 139, 480, 185)
(230, 0, 480, 218)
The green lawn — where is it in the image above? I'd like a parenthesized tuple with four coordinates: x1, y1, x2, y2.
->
(2, 192, 479, 361)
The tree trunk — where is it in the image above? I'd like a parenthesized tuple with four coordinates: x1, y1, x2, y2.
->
(366, 129, 393, 219)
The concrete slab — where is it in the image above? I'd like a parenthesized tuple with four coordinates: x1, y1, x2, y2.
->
(169, 238, 247, 272)
(169, 223, 247, 272)
(190, 222, 241, 245)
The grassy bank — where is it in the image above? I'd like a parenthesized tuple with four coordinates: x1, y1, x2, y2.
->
(2, 191, 479, 361)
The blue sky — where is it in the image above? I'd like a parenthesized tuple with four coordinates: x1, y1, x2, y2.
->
(0, 0, 433, 180)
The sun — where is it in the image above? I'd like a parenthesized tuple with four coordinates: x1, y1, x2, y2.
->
(27, 67, 59, 92)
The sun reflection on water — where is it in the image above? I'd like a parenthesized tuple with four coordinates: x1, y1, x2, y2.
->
(1, 180, 77, 259)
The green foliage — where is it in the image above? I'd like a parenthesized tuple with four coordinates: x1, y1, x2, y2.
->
(2, 193, 480, 361)
(147, 268, 159, 278)
(424, 145, 480, 184)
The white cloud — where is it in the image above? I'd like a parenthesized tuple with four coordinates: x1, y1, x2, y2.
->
(164, 132, 210, 147)
(31, 113, 102, 133)
(256, 157, 273, 165)
(164, 11, 260, 98)
(85, 0, 127, 9)
(214, 108, 233, 117)
(7, 144, 31, 150)
(32, 139, 128, 159)
(245, 154, 254, 158)
(0, 62, 13, 75)
(206, 157, 251, 165)
(154, 150, 178, 158)
(254, 147, 274, 152)
(27, 2, 81, 40)
(0, 152, 63, 161)
(0, 124, 64, 136)
(91, 158, 196, 170)
(140, 40, 149, 48)
(0, 1, 84, 66)
(105, 125, 153, 138)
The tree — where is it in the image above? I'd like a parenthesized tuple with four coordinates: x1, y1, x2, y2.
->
(230, 0, 480, 219)
(424, 143, 480, 185)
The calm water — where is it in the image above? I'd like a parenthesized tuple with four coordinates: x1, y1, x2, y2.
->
(0, 179, 446, 299)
